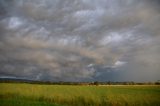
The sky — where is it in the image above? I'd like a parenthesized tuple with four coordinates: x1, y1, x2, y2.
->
(0, 0, 160, 82)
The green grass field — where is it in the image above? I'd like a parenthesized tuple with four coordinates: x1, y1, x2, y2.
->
(0, 83, 160, 106)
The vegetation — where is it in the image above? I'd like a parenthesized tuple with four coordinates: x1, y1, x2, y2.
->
(0, 83, 160, 106)
(1, 78, 160, 85)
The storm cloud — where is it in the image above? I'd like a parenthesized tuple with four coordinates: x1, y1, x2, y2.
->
(0, 0, 160, 82)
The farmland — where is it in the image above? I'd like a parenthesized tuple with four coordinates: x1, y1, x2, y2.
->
(0, 83, 160, 106)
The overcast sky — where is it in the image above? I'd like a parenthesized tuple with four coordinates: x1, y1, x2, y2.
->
(0, 0, 160, 82)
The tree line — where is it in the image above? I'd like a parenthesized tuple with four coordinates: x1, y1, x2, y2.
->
(0, 78, 160, 85)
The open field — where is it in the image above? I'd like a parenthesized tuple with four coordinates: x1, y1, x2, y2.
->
(0, 83, 160, 106)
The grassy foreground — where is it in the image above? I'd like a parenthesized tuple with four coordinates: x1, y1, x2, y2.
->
(0, 83, 160, 106)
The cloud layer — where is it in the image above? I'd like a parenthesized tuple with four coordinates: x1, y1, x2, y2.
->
(0, 0, 160, 81)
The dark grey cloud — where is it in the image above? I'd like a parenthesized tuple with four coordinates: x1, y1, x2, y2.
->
(0, 0, 160, 81)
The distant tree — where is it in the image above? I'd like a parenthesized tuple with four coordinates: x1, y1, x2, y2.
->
(94, 81, 99, 86)
(155, 81, 160, 85)
(107, 81, 111, 85)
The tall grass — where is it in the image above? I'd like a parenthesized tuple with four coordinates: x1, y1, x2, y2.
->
(0, 83, 160, 106)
